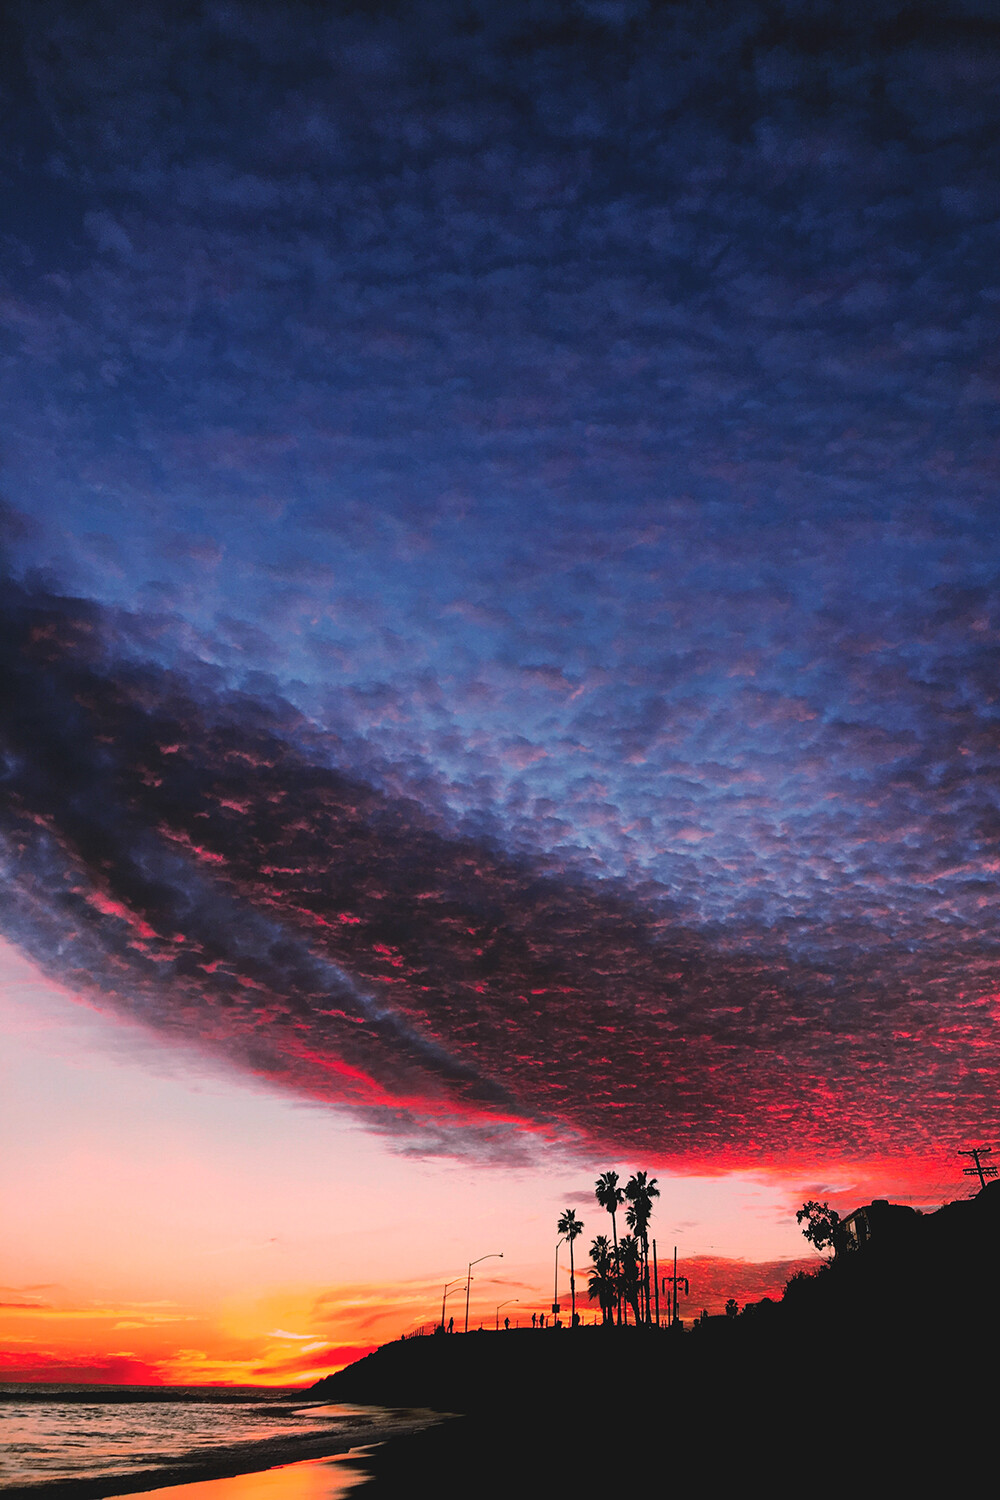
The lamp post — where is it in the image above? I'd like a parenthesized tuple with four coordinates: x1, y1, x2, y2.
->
(495, 1298, 519, 1330)
(553, 1235, 566, 1321)
(440, 1278, 464, 1331)
(465, 1252, 503, 1333)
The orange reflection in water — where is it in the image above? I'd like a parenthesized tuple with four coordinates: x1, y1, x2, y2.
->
(119, 1454, 370, 1500)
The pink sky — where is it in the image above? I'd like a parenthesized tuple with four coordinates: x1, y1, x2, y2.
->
(3, 0, 998, 1391)
(1, 937, 957, 1384)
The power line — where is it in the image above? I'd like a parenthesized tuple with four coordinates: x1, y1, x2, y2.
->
(958, 1145, 997, 1192)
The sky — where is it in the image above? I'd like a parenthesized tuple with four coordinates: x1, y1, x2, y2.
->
(2, 0, 1000, 1381)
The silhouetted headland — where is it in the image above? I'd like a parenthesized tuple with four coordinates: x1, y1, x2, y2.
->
(314, 1184, 1000, 1496)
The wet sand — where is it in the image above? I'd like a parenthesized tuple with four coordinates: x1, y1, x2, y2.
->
(117, 1453, 370, 1500)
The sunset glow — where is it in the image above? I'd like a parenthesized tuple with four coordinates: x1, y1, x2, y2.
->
(3, 0, 998, 1388)
(0, 941, 954, 1383)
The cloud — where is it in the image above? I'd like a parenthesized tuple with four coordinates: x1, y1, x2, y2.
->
(0, 1349, 165, 1384)
(667, 1255, 819, 1317)
(4, 2, 1000, 1172)
(3, 571, 1000, 1169)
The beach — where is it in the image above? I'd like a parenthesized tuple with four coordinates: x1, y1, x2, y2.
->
(114, 1456, 371, 1500)
(0, 1387, 447, 1500)
(5, 1304, 995, 1500)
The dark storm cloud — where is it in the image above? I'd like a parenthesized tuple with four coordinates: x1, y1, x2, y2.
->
(3, 3, 1000, 1163)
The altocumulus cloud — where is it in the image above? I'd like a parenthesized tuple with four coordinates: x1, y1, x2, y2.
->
(3, 1, 1000, 1164)
(3, 570, 1000, 1166)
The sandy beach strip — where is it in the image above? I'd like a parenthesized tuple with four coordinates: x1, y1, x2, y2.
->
(0, 1409, 453, 1500)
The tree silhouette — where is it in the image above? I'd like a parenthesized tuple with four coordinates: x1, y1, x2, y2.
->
(617, 1233, 642, 1326)
(625, 1171, 659, 1323)
(587, 1235, 616, 1325)
(594, 1170, 625, 1324)
(796, 1200, 841, 1255)
(557, 1208, 584, 1325)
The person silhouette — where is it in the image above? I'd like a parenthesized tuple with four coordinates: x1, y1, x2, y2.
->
(448, 1315, 454, 1334)
(504, 1316, 510, 1330)
(531, 1313, 537, 1328)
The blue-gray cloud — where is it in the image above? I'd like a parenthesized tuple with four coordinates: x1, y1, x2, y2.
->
(3, 2, 1000, 1164)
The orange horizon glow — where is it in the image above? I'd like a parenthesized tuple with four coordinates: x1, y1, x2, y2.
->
(1, 1252, 826, 1385)
(1, 941, 977, 1387)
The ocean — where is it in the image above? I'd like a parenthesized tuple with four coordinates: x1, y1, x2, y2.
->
(0, 1385, 430, 1496)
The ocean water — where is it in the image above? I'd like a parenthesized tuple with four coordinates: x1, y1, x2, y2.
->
(0, 1386, 383, 1491)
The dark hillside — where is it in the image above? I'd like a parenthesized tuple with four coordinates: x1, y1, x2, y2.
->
(775, 1179, 1000, 1336)
(315, 1187, 1000, 1495)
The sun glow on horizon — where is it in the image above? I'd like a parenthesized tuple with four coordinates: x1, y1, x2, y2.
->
(0, 938, 963, 1383)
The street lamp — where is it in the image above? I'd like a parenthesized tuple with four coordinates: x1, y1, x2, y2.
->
(553, 1235, 566, 1322)
(440, 1278, 464, 1331)
(495, 1298, 519, 1330)
(465, 1252, 503, 1333)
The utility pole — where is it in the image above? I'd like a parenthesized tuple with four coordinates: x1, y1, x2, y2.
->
(673, 1244, 678, 1327)
(661, 1246, 689, 1327)
(652, 1240, 660, 1326)
(959, 1145, 998, 1192)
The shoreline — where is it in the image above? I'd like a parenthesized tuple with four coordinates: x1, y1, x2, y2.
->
(0, 1408, 454, 1500)
(0, 1389, 309, 1405)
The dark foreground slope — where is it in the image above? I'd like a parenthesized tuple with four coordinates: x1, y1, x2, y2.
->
(315, 1188, 1000, 1497)
(318, 1320, 990, 1496)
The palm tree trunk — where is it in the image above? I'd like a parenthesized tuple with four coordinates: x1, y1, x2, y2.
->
(643, 1234, 651, 1324)
(569, 1237, 576, 1324)
(611, 1209, 621, 1326)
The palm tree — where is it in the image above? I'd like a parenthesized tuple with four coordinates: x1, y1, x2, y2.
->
(625, 1171, 659, 1324)
(587, 1235, 616, 1325)
(594, 1171, 625, 1323)
(556, 1208, 584, 1325)
(624, 1197, 649, 1322)
(617, 1233, 642, 1327)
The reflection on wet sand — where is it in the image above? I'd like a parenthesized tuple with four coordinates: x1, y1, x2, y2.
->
(117, 1453, 370, 1500)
